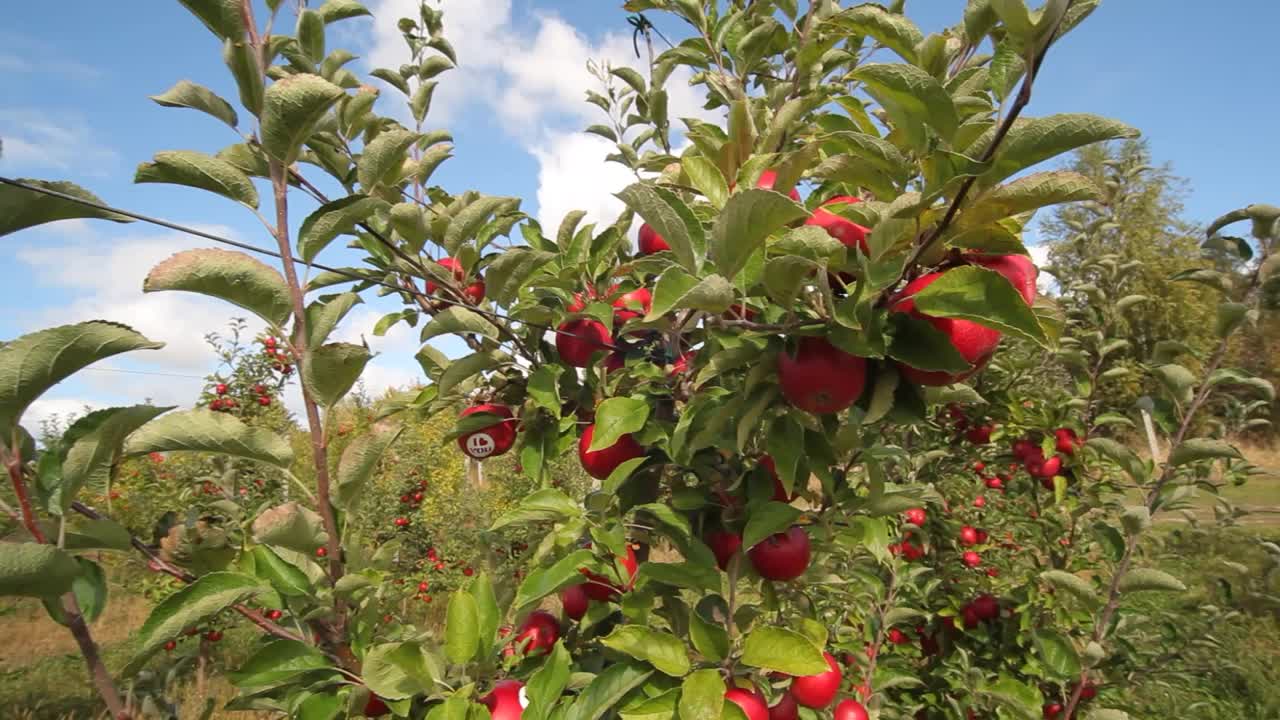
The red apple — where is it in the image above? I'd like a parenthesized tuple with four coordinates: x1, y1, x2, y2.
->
(903, 507, 926, 526)
(760, 455, 796, 502)
(1030, 455, 1063, 479)
(973, 461, 986, 472)
(457, 404, 517, 460)
(363, 694, 391, 717)
(834, 700, 870, 720)
(602, 351, 626, 374)
(789, 651, 841, 708)
(581, 544, 639, 602)
(462, 280, 486, 304)
(768, 691, 799, 720)
(887, 628, 910, 645)
(725, 688, 770, 720)
(1043, 703, 1063, 720)
(669, 351, 696, 377)
(561, 584, 589, 621)
(748, 526, 811, 581)
(426, 256, 466, 294)
(482, 680, 526, 720)
(984, 476, 1004, 490)
(777, 337, 868, 414)
(959, 525, 979, 546)
(805, 195, 869, 254)
(973, 496, 986, 508)
(1012, 438, 1038, 461)
(755, 169, 802, 201)
(637, 223, 670, 255)
(513, 610, 559, 656)
(962, 551, 982, 568)
(1054, 428, 1082, 455)
(890, 271, 1003, 386)
(970, 594, 1000, 621)
(967, 253, 1039, 305)
(578, 424, 645, 480)
(705, 529, 743, 570)
(965, 424, 994, 444)
(555, 319, 611, 367)
(612, 287, 653, 324)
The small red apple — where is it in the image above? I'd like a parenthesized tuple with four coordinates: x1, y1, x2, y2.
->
(555, 319, 611, 367)
(973, 461, 986, 472)
(578, 424, 645, 480)
(1012, 438, 1038, 461)
(214, 383, 228, 395)
(426, 256, 466, 295)
(1030, 455, 1063, 479)
(257, 396, 271, 406)
(363, 695, 391, 717)
(394, 517, 409, 527)
(457, 404, 517, 460)
(637, 223, 670, 255)
(612, 287, 653, 324)
(581, 544, 640, 602)
(965, 424, 994, 444)
(777, 337, 868, 414)
(1042, 703, 1063, 720)
(789, 651, 841, 708)
(973, 496, 986, 508)
(163, 640, 177, 652)
(887, 628, 910, 645)
(967, 253, 1039, 305)
(962, 551, 982, 568)
(705, 529, 743, 570)
(1054, 428, 1082, 456)
(768, 691, 799, 720)
(748, 526, 811, 581)
(513, 610, 559, 656)
(481, 680, 526, 720)
(417, 581, 429, 592)
(834, 699, 870, 720)
(725, 687, 770, 720)
(959, 525, 979, 546)
(903, 507, 927, 526)
(561, 584, 590, 621)
(315, 547, 328, 558)
(890, 271, 1003, 386)
(755, 169, 802, 201)
(805, 195, 869, 254)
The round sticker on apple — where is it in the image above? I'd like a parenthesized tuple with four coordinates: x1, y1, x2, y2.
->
(466, 432, 497, 459)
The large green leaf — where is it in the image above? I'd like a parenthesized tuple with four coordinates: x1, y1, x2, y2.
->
(128, 572, 264, 667)
(589, 397, 650, 452)
(600, 626, 691, 677)
(135, 150, 259, 208)
(362, 642, 435, 700)
(513, 549, 593, 610)
(957, 171, 1101, 229)
(851, 63, 958, 145)
(742, 502, 801, 551)
(259, 74, 345, 163)
(249, 545, 312, 598)
(485, 248, 556, 305)
(317, 0, 372, 23)
(123, 409, 293, 468)
(1032, 630, 1081, 678)
(302, 342, 371, 407)
(566, 663, 654, 720)
(444, 591, 480, 664)
(469, 572, 500, 657)
(149, 80, 238, 128)
(442, 196, 513, 254)
(887, 313, 973, 372)
(911, 265, 1048, 345)
(709, 189, 808, 280)
(0, 179, 133, 237)
(177, 0, 245, 40)
(334, 421, 402, 510)
(42, 558, 109, 627)
(251, 502, 329, 554)
(305, 292, 361, 348)
(491, 489, 582, 530)
(1040, 570, 1098, 605)
(0, 322, 162, 441)
(297, 195, 390, 263)
(525, 642, 572, 720)
(230, 639, 333, 688)
(1117, 568, 1186, 593)
(357, 129, 418, 190)
(828, 5, 923, 63)
(982, 114, 1138, 185)
(1168, 438, 1244, 466)
(0, 543, 80, 598)
(976, 674, 1043, 720)
(57, 405, 172, 512)
(678, 669, 725, 720)
(419, 306, 501, 343)
(740, 627, 828, 675)
(616, 183, 705, 272)
(144, 248, 293, 327)
(646, 267, 735, 319)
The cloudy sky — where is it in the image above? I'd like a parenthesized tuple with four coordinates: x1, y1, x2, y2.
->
(2, 0, 1278, 430)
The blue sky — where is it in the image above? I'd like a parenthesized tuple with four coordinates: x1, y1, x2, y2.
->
(2, 0, 1277, 428)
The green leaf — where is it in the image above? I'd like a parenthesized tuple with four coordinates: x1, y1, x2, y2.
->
(678, 669, 725, 720)
(513, 549, 593, 611)
(57, 405, 171, 512)
(1216, 301, 1248, 337)
(443, 196, 513, 254)
(134, 150, 258, 208)
(740, 627, 828, 675)
(957, 171, 1101, 229)
(296, 9, 326, 62)
(302, 342, 371, 407)
(1084, 437, 1146, 482)
(335, 421, 402, 510)
(492, 489, 582, 530)
(1032, 630, 1081, 678)
(0, 322, 162, 441)
(887, 313, 973, 373)
(223, 38, 264, 116)
(688, 606, 729, 662)
(358, 129, 418, 190)
(260, 74, 345, 163)
(149, 80, 239, 128)
(61, 518, 132, 551)
(589, 397, 650, 452)
(250, 545, 312, 598)
(318, 0, 371, 22)
(128, 572, 264, 668)
(144, 248, 293, 327)
(990, 0, 1034, 38)
(1168, 438, 1243, 466)
(682, 156, 729, 208)
(829, 5, 923, 62)
(230, 639, 332, 688)
(911, 265, 1047, 345)
(742, 503, 801, 551)
(616, 183, 705, 272)
(646, 267, 734, 320)
(600, 626, 691, 677)
(305, 292, 361, 348)
(850, 63, 959, 145)
(568, 663, 654, 720)
(983, 114, 1138, 185)
(0, 543, 80, 598)
(419, 306, 500, 343)
(177, 0, 245, 39)
(526, 641, 572, 720)
(470, 572, 500, 658)
(485, 249, 556, 305)
(41, 558, 108, 627)
(1083, 710, 1130, 720)
(297, 195, 391, 264)
(976, 674, 1043, 720)
(1118, 568, 1186, 593)
(0, 179, 132, 237)
(1120, 506, 1150, 535)
(1040, 570, 1098, 605)
(252, 502, 328, 554)
(710, 189, 808, 280)
(438, 350, 509, 396)
(363, 642, 435, 700)
(124, 409, 293, 469)
(445, 591, 480, 664)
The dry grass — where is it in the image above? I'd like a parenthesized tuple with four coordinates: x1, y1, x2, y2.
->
(0, 591, 151, 673)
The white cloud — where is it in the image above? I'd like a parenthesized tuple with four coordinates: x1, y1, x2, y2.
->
(0, 109, 120, 175)
(330, 306, 425, 395)
(23, 397, 98, 439)
(531, 132, 639, 234)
